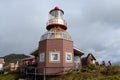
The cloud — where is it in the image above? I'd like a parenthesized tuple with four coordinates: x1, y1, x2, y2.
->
(0, 0, 120, 64)
(65, 0, 120, 64)
(81, 0, 120, 26)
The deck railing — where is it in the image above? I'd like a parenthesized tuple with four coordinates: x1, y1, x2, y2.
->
(21, 66, 75, 80)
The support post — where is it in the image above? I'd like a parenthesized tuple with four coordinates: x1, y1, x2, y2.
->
(35, 67, 36, 80)
(44, 67, 46, 80)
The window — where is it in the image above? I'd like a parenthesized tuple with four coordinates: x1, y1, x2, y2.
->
(50, 51, 60, 62)
(74, 56, 80, 62)
(40, 53, 45, 62)
(66, 52, 72, 62)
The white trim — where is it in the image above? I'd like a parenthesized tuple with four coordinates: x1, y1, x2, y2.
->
(65, 52, 72, 62)
(0, 64, 3, 70)
(74, 47, 85, 53)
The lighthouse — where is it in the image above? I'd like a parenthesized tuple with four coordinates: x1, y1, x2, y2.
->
(38, 6, 74, 75)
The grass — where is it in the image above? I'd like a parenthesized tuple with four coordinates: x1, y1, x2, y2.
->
(0, 74, 19, 80)
(48, 65, 120, 80)
(0, 69, 24, 80)
(48, 72, 120, 80)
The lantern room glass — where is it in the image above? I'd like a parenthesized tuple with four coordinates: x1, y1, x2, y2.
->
(50, 10, 63, 19)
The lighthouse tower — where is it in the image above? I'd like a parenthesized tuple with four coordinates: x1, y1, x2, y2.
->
(38, 6, 74, 75)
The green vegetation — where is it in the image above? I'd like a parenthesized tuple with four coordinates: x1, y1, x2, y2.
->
(49, 65, 120, 80)
(0, 74, 15, 80)
(101, 65, 120, 75)
(0, 53, 27, 80)
(0, 64, 120, 80)
(0, 70, 24, 80)
(4, 53, 28, 66)
(0, 72, 19, 80)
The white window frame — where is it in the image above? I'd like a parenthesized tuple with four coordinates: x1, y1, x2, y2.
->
(49, 51, 60, 62)
(40, 52, 45, 62)
(66, 52, 72, 62)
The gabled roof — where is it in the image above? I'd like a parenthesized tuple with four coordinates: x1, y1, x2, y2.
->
(30, 49, 38, 56)
(22, 55, 35, 61)
(86, 53, 96, 60)
(74, 47, 84, 56)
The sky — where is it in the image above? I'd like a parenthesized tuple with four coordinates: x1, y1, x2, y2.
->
(0, 0, 120, 64)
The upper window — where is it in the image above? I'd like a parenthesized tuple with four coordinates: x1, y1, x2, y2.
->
(40, 52, 45, 62)
(49, 51, 60, 62)
(66, 52, 72, 62)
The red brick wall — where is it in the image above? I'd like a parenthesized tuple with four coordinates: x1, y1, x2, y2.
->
(38, 40, 46, 73)
(87, 55, 93, 65)
(38, 39, 73, 74)
(0, 59, 4, 64)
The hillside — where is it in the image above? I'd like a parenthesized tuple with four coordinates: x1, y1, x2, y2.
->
(49, 65, 120, 80)
(4, 53, 28, 66)
(0, 64, 120, 80)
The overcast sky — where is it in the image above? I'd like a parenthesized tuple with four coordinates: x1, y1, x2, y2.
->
(0, 0, 120, 64)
